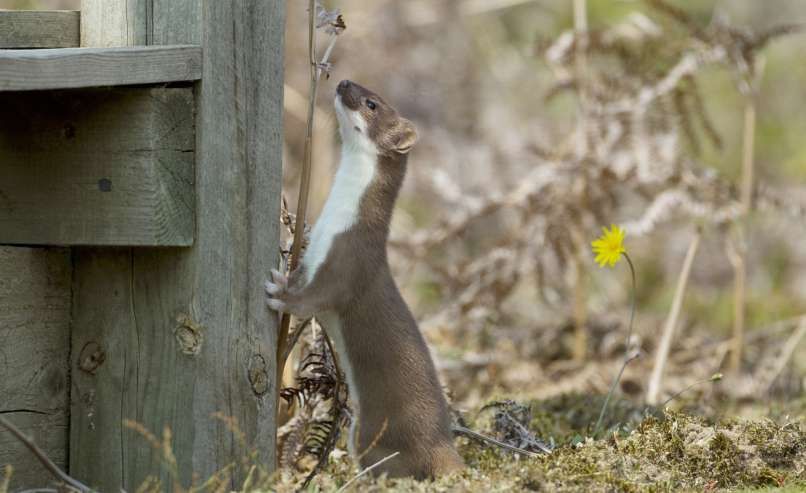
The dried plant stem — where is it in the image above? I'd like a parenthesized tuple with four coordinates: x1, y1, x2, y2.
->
(454, 426, 542, 457)
(726, 230, 747, 373)
(571, 0, 589, 362)
(279, 318, 312, 369)
(757, 317, 806, 394)
(0, 416, 91, 492)
(572, 248, 588, 362)
(728, 56, 765, 374)
(646, 230, 702, 405)
(336, 452, 401, 493)
(277, 0, 317, 380)
(739, 97, 757, 212)
(593, 252, 638, 436)
(276, 1, 343, 389)
(728, 97, 757, 375)
(572, 0, 588, 156)
(275, 0, 318, 470)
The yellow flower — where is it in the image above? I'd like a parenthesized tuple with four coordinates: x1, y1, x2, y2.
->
(591, 224, 626, 268)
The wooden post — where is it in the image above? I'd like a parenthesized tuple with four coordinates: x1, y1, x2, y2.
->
(70, 1, 285, 490)
(0, 248, 71, 486)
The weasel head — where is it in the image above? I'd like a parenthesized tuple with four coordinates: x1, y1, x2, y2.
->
(335, 80, 418, 157)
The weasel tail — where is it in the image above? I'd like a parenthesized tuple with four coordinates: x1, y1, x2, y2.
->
(265, 80, 464, 479)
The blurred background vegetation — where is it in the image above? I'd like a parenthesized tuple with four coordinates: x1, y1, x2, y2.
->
(5, 0, 804, 413)
(281, 0, 806, 414)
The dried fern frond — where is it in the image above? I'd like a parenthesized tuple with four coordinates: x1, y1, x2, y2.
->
(278, 326, 351, 487)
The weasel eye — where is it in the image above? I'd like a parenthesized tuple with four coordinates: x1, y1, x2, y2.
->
(366, 100, 377, 110)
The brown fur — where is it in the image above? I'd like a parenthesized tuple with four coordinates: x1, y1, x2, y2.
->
(267, 81, 464, 479)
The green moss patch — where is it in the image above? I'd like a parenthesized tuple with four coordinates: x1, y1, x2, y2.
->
(269, 397, 805, 493)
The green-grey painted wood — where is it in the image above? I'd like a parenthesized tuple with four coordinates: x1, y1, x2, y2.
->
(70, 1, 284, 490)
(0, 247, 71, 487)
(0, 45, 202, 92)
(0, 10, 80, 48)
(0, 88, 195, 246)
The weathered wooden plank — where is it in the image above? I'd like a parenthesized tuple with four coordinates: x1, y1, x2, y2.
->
(0, 88, 195, 246)
(0, 246, 71, 488)
(0, 10, 80, 48)
(81, 0, 147, 47)
(81, 0, 201, 56)
(70, 0, 284, 490)
(152, 1, 201, 45)
(69, 249, 140, 489)
(0, 45, 202, 91)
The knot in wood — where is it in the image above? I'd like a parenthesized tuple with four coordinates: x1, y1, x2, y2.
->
(78, 341, 105, 374)
(175, 313, 203, 356)
(248, 354, 269, 396)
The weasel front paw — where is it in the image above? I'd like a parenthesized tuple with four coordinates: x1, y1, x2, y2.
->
(265, 269, 290, 313)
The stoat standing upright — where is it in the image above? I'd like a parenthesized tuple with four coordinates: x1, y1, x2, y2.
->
(266, 80, 464, 479)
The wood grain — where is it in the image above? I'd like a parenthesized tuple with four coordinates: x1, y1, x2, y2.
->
(0, 45, 202, 91)
(80, 0, 147, 47)
(70, 1, 284, 490)
(0, 10, 80, 48)
(0, 246, 71, 488)
(0, 88, 195, 246)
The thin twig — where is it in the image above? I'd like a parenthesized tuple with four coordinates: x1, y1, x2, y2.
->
(646, 230, 702, 404)
(336, 452, 401, 493)
(356, 420, 389, 461)
(0, 416, 91, 492)
(757, 317, 806, 394)
(276, 0, 318, 391)
(276, 1, 345, 429)
(279, 318, 313, 369)
(453, 425, 543, 457)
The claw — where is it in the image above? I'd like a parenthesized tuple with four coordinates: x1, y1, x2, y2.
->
(270, 269, 287, 287)
(265, 280, 282, 296)
(266, 298, 286, 312)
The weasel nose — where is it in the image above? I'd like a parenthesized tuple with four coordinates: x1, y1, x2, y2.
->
(338, 80, 352, 92)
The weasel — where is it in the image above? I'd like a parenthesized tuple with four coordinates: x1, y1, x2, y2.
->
(266, 80, 464, 479)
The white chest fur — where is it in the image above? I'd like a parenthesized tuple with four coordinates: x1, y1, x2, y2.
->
(303, 147, 376, 284)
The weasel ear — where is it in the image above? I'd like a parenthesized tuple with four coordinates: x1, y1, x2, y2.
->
(392, 118, 418, 154)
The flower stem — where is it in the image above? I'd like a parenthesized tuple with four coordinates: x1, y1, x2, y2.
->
(660, 373, 722, 408)
(593, 252, 638, 437)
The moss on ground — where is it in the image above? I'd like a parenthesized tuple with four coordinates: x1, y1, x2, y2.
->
(268, 395, 806, 493)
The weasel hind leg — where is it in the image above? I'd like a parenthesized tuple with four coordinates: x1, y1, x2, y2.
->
(429, 446, 464, 477)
